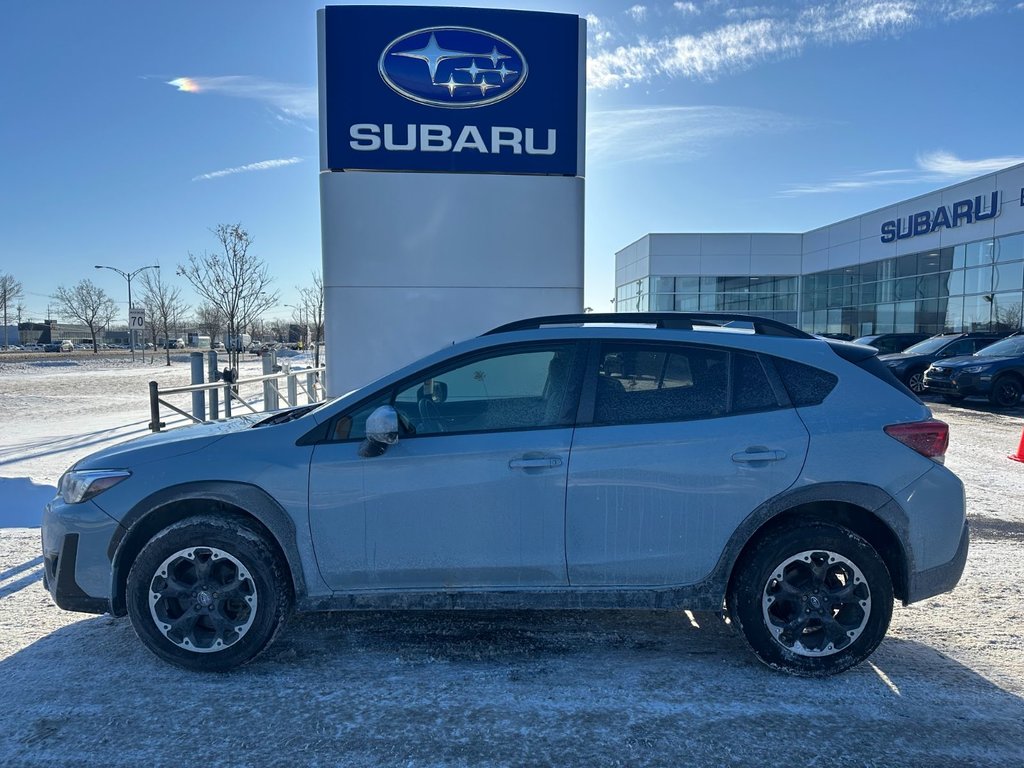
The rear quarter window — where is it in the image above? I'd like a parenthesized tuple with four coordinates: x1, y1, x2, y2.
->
(773, 358, 838, 407)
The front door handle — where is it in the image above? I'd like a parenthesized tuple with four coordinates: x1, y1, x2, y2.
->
(731, 449, 786, 463)
(509, 456, 563, 469)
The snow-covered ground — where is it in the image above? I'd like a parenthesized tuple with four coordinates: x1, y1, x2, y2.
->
(1, 355, 1023, 766)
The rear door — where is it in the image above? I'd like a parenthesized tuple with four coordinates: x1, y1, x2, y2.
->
(566, 341, 809, 587)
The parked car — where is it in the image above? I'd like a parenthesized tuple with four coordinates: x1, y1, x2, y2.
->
(878, 332, 1008, 393)
(43, 312, 967, 676)
(852, 333, 930, 355)
(922, 332, 1024, 407)
(818, 332, 854, 341)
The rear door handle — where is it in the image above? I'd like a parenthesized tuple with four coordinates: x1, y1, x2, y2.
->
(509, 456, 563, 469)
(732, 449, 786, 463)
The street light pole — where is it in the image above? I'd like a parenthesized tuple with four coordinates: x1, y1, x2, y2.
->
(94, 264, 160, 362)
(284, 303, 308, 348)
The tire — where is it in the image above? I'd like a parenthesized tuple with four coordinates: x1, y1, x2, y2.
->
(906, 369, 926, 394)
(728, 522, 893, 677)
(988, 376, 1023, 408)
(126, 516, 292, 671)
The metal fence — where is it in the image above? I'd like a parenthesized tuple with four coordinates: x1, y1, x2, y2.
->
(148, 350, 326, 432)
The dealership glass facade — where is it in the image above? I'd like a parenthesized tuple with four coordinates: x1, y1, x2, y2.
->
(617, 231, 1024, 337)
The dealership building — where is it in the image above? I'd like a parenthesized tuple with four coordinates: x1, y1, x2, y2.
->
(615, 162, 1024, 338)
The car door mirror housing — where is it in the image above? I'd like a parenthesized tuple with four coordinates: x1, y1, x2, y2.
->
(365, 405, 400, 446)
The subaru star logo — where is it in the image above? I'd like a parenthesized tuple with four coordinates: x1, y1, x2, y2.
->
(379, 27, 528, 108)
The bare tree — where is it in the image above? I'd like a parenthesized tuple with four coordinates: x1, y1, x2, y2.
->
(1, 272, 23, 348)
(996, 302, 1023, 332)
(195, 303, 224, 346)
(298, 270, 325, 369)
(273, 317, 294, 343)
(139, 269, 190, 366)
(177, 224, 278, 369)
(52, 280, 118, 352)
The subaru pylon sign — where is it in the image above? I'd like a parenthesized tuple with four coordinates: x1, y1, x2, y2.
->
(319, 5, 583, 175)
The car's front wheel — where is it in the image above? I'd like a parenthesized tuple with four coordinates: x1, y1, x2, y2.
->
(728, 522, 893, 676)
(988, 376, 1023, 408)
(126, 516, 292, 671)
(906, 369, 926, 394)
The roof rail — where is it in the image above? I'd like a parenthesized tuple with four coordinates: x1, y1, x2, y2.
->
(483, 312, 814, 339)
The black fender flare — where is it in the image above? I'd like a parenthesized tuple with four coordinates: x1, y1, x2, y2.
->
(108, 481, 316, 615)
(708, 481, 912, 602)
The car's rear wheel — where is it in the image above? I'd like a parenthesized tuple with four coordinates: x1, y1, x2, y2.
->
(988, 376, 1022, 408)
(728, 522, 893, 676)
(126, 516, 292, 671)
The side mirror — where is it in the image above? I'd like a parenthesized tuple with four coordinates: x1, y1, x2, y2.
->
(359, 405, 399, 457)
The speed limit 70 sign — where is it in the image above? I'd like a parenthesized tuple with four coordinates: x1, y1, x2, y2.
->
(129, 309, 145, 329)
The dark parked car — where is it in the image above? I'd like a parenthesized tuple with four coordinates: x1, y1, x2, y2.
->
(853, 333, 930, 356)
(879, 332, 1008, 394)
(922, 333, 1024, 407)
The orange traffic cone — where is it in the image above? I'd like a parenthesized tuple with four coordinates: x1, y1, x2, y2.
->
(1011, 426, 1024, 463)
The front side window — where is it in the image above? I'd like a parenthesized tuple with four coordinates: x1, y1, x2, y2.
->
(340, 345, 578, 440)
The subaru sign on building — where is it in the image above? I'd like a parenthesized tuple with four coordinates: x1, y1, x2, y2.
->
(320, 6, 582, 176)
(318, 6, 586, 395)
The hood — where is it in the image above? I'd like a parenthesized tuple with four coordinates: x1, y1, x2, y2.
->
(932, 354, 1019, 369)
(878, 351, 924, 362)
(73, 414, 264, 471)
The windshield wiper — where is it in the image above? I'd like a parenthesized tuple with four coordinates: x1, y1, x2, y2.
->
(252, 403, 322, 427)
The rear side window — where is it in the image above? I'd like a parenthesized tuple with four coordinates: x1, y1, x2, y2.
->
(774, 358, 838, 407)
(595, 344, 728, 424)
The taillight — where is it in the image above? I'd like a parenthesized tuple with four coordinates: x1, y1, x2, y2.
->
(884, 419, 949, 462)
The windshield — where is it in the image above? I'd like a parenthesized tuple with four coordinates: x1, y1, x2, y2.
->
(900, 337, 949, 355)
(853, 336, 880, 345)
(976, 335, 1024, 357)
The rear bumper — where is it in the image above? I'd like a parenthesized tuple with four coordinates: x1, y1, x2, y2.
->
(905, 520, 970, 603)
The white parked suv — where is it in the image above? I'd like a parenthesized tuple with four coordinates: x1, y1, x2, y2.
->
(42, 313, 968, 675)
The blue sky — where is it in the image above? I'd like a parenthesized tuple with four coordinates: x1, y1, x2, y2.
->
(3, 0, 1023, 321)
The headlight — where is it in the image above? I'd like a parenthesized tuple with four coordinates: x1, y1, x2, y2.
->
(963, 365, 991, 374)
(58, 469, 131, 504)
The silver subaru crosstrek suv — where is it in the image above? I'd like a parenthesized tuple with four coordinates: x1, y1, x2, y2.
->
(42, 313, 968, 676)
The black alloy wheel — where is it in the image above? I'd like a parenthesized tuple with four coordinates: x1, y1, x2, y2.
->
(989, 376, 1023, 408)
(728, 522, 893, 677)
(127, 516, 292, 671)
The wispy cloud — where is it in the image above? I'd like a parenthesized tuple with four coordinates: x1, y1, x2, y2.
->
(628, 5, 648, 22)
(167, 76, 316, 119)
(588, 1, 1004, 90)
(192, 157, 303, 182)
(673, 2, 701, 15)
(777, 151, 1024, 196)
(588, 105, 803, 165)
(916, 150, 1024, 176)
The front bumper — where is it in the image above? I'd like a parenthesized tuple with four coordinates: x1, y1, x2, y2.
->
(42, 498, 124, 614)
(922, 370, 991, 397)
